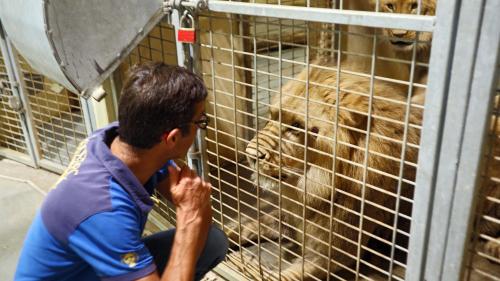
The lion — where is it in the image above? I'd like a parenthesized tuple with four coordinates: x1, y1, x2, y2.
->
(368, 0, 436, 105)
(371, 2, 500, 262)
(225, 58, 422, 280)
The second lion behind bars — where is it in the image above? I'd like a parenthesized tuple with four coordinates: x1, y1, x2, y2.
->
(226, 58, 422, 280)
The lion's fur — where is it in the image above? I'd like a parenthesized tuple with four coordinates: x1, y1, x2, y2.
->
(367, 0, 436, 104)
(229, 58, 422, 280)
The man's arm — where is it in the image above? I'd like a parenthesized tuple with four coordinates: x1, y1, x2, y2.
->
(136, 165, 212, 281)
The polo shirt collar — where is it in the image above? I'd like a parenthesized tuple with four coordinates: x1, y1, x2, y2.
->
(91, 122, 154, 213)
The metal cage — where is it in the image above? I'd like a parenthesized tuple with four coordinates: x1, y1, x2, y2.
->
(0, 44, 31, 163)
(0, 0, 498, 280)
(110, 0, 500, 280)
(0, 21, 91, 173)
(190, 0, 499, 280)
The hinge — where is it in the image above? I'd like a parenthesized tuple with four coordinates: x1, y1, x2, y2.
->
(0, 79, 8, 91)
(0, 79, 25, 113)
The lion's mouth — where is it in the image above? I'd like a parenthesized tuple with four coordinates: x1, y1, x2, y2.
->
(271, 174, 288, 181)
(390, 40, 413, 48)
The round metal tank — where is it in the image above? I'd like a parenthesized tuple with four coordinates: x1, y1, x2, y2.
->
(0, 0, 165, 97)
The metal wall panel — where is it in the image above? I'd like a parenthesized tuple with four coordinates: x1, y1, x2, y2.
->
(16, 55, 88, 173)
(0, 51, 29, 157)
(0, 21, 37, 167)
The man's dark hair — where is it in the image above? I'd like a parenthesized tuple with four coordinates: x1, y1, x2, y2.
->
(118, 62, 207, 149)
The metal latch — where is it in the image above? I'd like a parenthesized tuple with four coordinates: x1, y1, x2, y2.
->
(163, 0, 208, 13)
(8, 95, 24, 113)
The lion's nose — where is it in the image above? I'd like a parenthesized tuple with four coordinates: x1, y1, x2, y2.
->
(246, 146, 266, 159)
(392, 29, 408, 37)
(246, 146, 269, 167)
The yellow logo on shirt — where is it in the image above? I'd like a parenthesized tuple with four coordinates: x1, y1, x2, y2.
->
(121, 252, 138, 268)
(52, 138, 89, 189)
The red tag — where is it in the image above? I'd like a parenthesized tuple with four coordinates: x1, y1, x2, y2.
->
(178, 28, 196, 44)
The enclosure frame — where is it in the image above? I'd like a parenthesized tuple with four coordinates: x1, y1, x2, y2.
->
(0, 19, 99, 173)
(0, 20, 40, 168)
(0, 0, 498, 279)
(184, 0, 499, 280)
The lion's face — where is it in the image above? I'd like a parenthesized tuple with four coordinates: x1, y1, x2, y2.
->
(372, 0, 435, 54)
(245, 60, 422, 204)
(245, 70, 338, 191)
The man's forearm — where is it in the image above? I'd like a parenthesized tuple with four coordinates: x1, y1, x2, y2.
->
(161, 212, 208, 281)
(161, 227, 198, 281)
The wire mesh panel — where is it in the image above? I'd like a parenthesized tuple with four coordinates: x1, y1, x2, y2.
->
(16, 55, 87, 169)
(199, 3, 432, 279)
(462, 73, 500, 280)
(115, 19, 178, 93)
(0, 49, 30, 157)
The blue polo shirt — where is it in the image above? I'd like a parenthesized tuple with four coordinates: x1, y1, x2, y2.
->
(15, 123, 170, 281)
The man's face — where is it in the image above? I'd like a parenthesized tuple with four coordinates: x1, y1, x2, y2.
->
(174, 102, 206, 158)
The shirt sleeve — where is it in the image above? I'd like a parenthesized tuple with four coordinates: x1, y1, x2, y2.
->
(67, 204, 156, 281)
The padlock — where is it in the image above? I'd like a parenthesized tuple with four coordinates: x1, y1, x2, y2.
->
(178, 12, 196, 44)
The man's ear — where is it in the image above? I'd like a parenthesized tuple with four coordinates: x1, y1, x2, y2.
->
(163, 128, 182, 147)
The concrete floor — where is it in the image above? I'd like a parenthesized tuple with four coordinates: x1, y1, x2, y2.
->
(0, 157, 59, 281)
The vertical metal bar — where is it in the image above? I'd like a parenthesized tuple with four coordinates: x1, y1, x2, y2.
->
(423, 0, 485, 279)
(252, 13, 263, 271)
(355, 31, 377, 281)
(265, 3, 271, 109)
(207, 12, 227, 239)
(326, 11, 342, 280)
(405, 0, 462, 279)
(442, 0, 500, 278)
(172, 9, 187, 70)
(80, 97, 95, 135)
(277, 14, 284, 280)
(171, 8, 206, 178)
(192, 56, 209, 181)
(388, 22, 419, 280)
(0, 20, 39, 167)
(301, 19, 311, 281)
(109, 74, 120, 118)
(230, 12, 245, 254)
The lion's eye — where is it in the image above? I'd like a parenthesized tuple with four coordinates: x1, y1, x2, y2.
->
(311, 127, 319, 134)
(288, 121, 303, 133)
(411, 2, 419, 11)
(386, 3, 395, 10)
